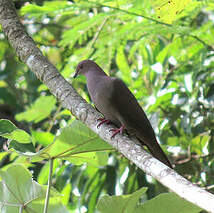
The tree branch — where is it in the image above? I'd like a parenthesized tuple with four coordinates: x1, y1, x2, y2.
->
(0, 0, 214, 212)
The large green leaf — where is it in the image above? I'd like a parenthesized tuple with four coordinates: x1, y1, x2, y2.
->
(9, 120, 113, 166)
(0, 119, 31, 143)
(0, 164, 68, 213)
(97, 187, 147, 213)
(3, 129, 31, 143)
(0, 119, 17, 135)
(49, 120, 113, 166)
(136, 193, 201, 213)
(97, 190, 201, 213)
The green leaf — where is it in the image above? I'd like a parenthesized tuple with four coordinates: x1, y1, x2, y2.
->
(37, 84, 48, 92)
(8, 142, 54, 160)
(0, 119, 17, 135)
(49, 120, 113, 166)
(10, 120, 113, 165)
(191, 135, 209, 155)
(9, 140, 36, 153)
(15, 96, 56, 123)
(97, 187, 147, 213)
(0, 164, 68, 213)
(3, 129, 31, 143)
(116, 45, 131, 82)
(61, 183, 72, 205)
(136, 193, 201, 213)
(0, 119, 33, 153)
(60, 13, 107, 48)
(21, 1, 72, 17)
(37, 160, 60, 184)
(97, 191, 201, 213)
(153, 0, 192, 24)
(0, 152, 8, 162)
(31, 130, 55, 146)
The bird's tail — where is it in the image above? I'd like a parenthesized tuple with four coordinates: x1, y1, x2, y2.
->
(141, 139, 173, 169)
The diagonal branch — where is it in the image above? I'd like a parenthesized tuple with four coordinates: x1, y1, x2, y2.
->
(0, 0, 214, 212)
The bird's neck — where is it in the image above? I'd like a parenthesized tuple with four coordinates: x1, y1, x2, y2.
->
(85, 67, 107, 78)
(85, 68, 107, 86)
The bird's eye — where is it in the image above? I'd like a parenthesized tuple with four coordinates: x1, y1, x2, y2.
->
(79, 64, 83, 69)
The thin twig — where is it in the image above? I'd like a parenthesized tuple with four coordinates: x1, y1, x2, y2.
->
(43, 158, 54, 213)
(53, 136, 113, 159)
(58, 148, 114, 158)
(19, 205, 23, 213)
(87, 17, 108, 58)
(189, 34, 214, 50)
(90, 17, 108, 49)
(204, 185, 214, 190)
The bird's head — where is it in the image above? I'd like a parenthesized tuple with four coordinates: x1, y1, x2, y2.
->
(73, 60, 105, 78)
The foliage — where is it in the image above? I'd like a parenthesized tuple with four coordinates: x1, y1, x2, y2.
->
(0, 164, 68, 213)
(97, 189, 201, 213)
(0, 0, 214, 212)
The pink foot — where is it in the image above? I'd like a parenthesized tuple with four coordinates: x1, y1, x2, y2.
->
(109, 125, 125, 138)
(97, 118, 111, 128)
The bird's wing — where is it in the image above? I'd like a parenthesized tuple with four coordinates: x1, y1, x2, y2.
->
(110, 78, 156, 140)
(109, 78, 172, 168)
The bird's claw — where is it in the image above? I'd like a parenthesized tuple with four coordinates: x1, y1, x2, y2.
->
(109, 125, 125, 138)
(97, 118, 111, 128)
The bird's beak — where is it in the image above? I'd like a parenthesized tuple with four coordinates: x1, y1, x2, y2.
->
(73, 72, 78, 78)
(73, 69, 79, 78)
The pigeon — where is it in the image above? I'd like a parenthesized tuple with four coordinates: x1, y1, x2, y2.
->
(74, 60, 172, 168)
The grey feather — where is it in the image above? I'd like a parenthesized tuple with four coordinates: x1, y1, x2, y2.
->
(74, 60, 172, 168)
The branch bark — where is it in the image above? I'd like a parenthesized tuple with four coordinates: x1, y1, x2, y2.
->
(0, 0, 214, 212)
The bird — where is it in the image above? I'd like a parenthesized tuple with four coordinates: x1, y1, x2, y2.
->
(74, 59, 172, 168)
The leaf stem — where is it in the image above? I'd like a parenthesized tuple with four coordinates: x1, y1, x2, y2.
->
(19, 205, 23, 213)
(43, 158, 54, 213)
(53, 136, 98, 159)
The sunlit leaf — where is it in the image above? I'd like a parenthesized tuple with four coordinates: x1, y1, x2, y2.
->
(31, 130, 55, 146)
(4, 129, 31, 143)
(153, 0, 192, 24)
(0, 119, 17, 135)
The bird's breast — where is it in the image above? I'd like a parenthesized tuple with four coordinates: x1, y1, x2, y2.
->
(87, 77, 121, 126)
